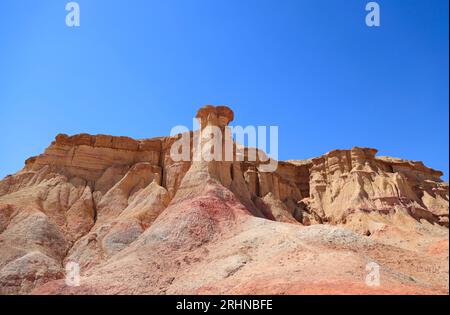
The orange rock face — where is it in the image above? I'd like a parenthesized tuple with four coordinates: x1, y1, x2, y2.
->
(0, 106, 448, 295)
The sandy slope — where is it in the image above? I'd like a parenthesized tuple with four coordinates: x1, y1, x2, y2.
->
(33, 178, 449, 295)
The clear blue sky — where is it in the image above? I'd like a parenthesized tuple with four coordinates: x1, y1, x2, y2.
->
(0, 0, 448, 180)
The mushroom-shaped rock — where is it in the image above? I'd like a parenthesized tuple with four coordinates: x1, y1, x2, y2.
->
(196, 105, 234, 130)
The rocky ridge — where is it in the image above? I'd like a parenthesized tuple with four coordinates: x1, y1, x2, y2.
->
(0, 105, 448, 294)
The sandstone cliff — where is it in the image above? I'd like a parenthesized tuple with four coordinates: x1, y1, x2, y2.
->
(0, 106, 448, 294)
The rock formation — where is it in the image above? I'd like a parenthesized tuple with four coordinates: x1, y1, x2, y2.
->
(0, 105, 448, 294)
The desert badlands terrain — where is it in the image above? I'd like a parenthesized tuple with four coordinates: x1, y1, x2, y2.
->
(0, 106, 448, 294)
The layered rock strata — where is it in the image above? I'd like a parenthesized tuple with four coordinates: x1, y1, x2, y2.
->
(0, 105, 448, 294)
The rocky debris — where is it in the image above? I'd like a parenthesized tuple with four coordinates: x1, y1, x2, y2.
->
(0, 105, 448, 294)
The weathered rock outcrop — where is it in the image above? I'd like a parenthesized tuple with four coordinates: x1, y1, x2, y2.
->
(0, 105, 448, 294)
(297, 148, 448, 230)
